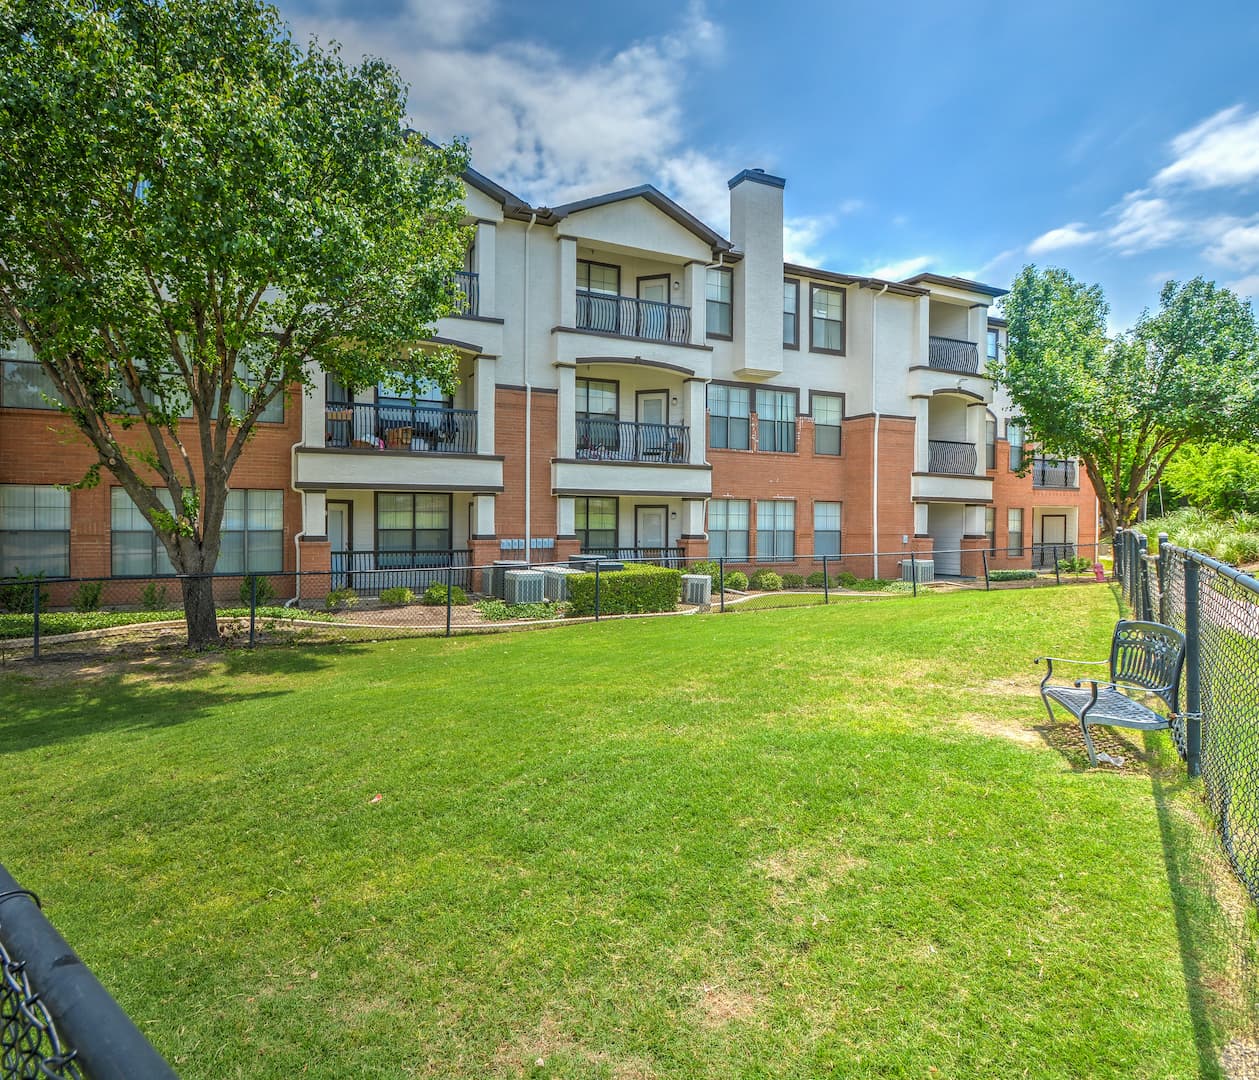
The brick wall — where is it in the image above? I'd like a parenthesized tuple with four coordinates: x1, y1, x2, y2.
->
(492, 386, 559, 548)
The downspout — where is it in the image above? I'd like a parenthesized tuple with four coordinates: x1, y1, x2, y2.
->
(523, 212, 538, 562)
(870, 282, 889, 579)
(287, 406, 307, 608)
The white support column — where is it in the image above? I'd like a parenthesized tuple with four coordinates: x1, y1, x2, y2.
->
(556, 363, 576, 459)
(967, 304, 987, 354)
(303, 490, 327, 537)
(914, 503, 929, 536)
(474, 354, 496, 455)
(684, 377, 707, 465)
(472, 493, 496, 538)
(303, 360, 326, 447)
(965, 401, 985, 476)
(681, 498, 706, 538)
(556, 495, 576, 538)
(558, 236, 577, 328)
(913, 396, 930, 473)
(913, 295, 931, 367)
(963, 504, 987, 535)
(474, 221, 496, 316)
(683, 261, 706, 345)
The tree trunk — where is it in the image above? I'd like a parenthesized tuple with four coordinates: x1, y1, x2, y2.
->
(180, 572, 221, 650)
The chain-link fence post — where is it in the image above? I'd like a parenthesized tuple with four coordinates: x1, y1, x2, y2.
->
(594, 561, 601, 621)
(1157, 532, 1169, 623)
(822, 555, 830, 603)
(248, 574, 258, 648)
(981, 549, 990, 591)
(1183, 555, 1202, 779)
(719, 558, 725, 612)
(31, 577, 40, 661)
(445, 565, 453, 638)
(1054, 547, 1061, 586)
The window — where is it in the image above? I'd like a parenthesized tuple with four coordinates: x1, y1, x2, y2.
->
(813, 393, 843, 456)
(755, 388, 796, 453)
(987, 329, 999, 362)
(575, 497, 618, 552)
(706, 267, 732, 337)
(814, 502, 842, 557)
(375, 493, 451, 565)
(1007, 508, 1024, 557)
(378, 373, 448, 407)
(0, 485, 69, 578)
(707, 499, 749, 560)
(111, 488, 176, 577)
(985, 413, 996, 470)
(231, 354, 285, 423)
(1008, 420, 1025, 470)
(783, 279, 799, 347)
(985, 507, 996, 555)
(218, 489, 284, 573)
(756, 500, 795, 562)
(576, 377, 619, 453)
(707, 384, 750, 450)
(577, 260, 620, 295)
(810, 285, 845, 353)
(1, 341, 59, 410)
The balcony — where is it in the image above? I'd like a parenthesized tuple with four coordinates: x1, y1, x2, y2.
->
(1031, 456, 1078, 489)
(578, 546, 683, 565)
(928, 439, 978, 475)
(331, 549, 473, 593)
(576, 290, 691, 344)
(452, 271, 479, 316)
(928, 336, 980, 374)
(326, 401, 477, 455)
(576, 418, 690, 463)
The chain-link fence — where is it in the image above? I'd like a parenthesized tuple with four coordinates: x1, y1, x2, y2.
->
(1117, 528, 1259, 910)
(0, 864, 178, 1079)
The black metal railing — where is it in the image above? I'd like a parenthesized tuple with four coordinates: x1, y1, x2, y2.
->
(1031, 456, 1078, 488)
(575, 418, 689, 463)
(331, 549, 472, 593)
(325, 400, 477, 454)
(453, 271, 479, 316)
(928, 439, 978, 474)
(577, 547, 684, 565)
(575, 290, 691, 344)
(928, 336, 980, 374)
(1032, 542, 1075, 569)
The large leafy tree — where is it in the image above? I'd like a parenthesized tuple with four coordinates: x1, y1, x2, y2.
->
(994, 266, 1259, 536)
(0, 0, 469, 646)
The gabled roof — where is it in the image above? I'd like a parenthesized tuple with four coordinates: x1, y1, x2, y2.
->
(549, 184, 735, 256)
(783, 263, 928, 297)
(903, 272, 1008, 298)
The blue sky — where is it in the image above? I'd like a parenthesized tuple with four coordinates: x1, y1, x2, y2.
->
(281, 0, 1259, 329)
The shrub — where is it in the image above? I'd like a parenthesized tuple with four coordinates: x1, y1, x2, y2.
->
(475, 598, 560, 621)
(688, 560, 723, 589)
(239, 574, 276, 606)
(380, 586, 416, 606)
(881, 580, 914, 594)
(781, 573, 805, 589)
(420, 583, 469, 606)
(1056, 556, 1092, 574)
(325, 586, 358, 611)
(566, 564, 681, 617)
(837, 571, 858, 589)
(988, 568, 1038, 581)
(0, 572, 50, 613)
(851, 578, 891, 591)
(749, 569, 782, 591)
(805, 570, 839, 588)
(1219, 533, 1259, 566)
(72, 581, 104, 613)
(141, 581, 168, 611)
(723, 570, 748, 591)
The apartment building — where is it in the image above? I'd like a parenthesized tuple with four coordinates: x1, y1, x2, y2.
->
(0, 160, 1097, 584)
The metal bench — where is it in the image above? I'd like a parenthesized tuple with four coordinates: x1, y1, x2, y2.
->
(1036, 620, 1186, 767)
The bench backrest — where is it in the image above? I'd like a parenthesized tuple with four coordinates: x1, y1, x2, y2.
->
(1110, 620, 1185, 713)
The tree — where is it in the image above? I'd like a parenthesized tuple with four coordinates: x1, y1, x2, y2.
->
(1162, 442, 1259, 515)
(993, 267, 1259, 536)
(0, 0, 470, 646)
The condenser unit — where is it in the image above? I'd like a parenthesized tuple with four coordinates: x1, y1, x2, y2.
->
(900, 559, 935, 584)
(681, 573, 712, 606)
(540, 566, 583, 602)
(503, 569, 546, 604)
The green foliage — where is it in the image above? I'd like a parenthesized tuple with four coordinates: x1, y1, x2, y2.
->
(72, 581, 104, 612)
(688, 561, 723, 589)
(380, 586, 416, 606)
(988, 569, 1039, 581)
(325, 587, 358, 611)
(1056, 557, 1093, 574)
(566, 565, 681, 617)
(420, 583, 468, 606)
(837, 571, 859, 589)
(996, 268, 1259, 534)
(749, 569, 783, 591)
(851, 578, 893, 591)
(805, 570, 830, 588)
(141, 582, 169, 611)
(1142, 507, 1259, 566)
(1162, 443, 1259, 514)
(881, 580, 915, 594)
(474, 598, 561, 622)
(239, 575, 276, 606)
(0, 573, 50, 613)
(781, 573, 805, 589)
(723, 570, 748, 591)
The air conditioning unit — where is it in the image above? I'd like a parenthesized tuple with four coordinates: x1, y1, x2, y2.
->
(681, 573, 712, 606)
(901, 558, 935, 584)
(503, 569, 545, 604)
(485, 559, 529, 598)
(540, 565, 583, 602)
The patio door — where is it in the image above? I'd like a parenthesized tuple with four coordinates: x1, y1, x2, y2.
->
(328, 501, 352, 587)
(637, 390, 669, 458)
(636, 505, 668, 557)
(637, 275, 670, 339)
(1038, 513, 1068, 568)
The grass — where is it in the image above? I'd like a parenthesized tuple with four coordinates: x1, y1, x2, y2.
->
(1, 586, 1251, 1078)
(0, 606, 325, 640)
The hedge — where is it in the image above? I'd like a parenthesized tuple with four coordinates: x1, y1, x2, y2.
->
(567, 564, 681, 616)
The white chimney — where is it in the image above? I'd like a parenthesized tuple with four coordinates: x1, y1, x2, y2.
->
(728, 168, 785, 377)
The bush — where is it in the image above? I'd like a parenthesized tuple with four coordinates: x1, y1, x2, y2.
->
(781, 573, 805, 589)
(988, 568, 1038, 581)
(805, 570, 839, 588)
(566, 564, 681, 617)
(837, 571, 858, 589)
(380, 586, 416, 606)
(1056, 556, 1093, 574)
(723, 570, 748, 591)
(881, 580, 914, 594)
(239, 574, 276, 606)
(141, 581, 168, 611)
(0, 572, 50, 613)
(325, 586, 358, 611)
(749, 569, 782, 591)
(851, 578, 891, 591)
(688, 560, 723, 590)
(72, 581, 104, 613)
(420, 583, 469, 606)
(475, 598, 560, 621)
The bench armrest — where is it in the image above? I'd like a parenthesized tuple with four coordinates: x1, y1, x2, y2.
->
(1035, 655, 1106, 690)
(1072, 678, 1176, 699)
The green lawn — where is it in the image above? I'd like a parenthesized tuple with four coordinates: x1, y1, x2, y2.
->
(0, 586, 1246, 1078)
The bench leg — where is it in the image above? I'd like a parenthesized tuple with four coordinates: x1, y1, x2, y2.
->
(1039, 690, 1058, 728)
(1079, 718, 1100, 768)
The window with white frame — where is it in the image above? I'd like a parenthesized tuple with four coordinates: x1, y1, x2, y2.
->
(814, 502, 842, 556)
(813, 393, 843, 456)
(1007, 508, 1024, 556)
(0, 485, 69, 577)
(218, 489, 284, 574)
(756, 500, 795, 562)
(111, 488, 177, 577)
(708, 384, 750, 450)
(706, 268, 732, 337)
(707, 499, 749, 560)
(810, 285, 845, 352)
(987, 329, 999, 361)
(755, 388, 796, 453)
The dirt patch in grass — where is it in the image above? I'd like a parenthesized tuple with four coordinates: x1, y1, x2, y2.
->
(692, 982, 764, 1029)
(955, 712, 1043, 747)
(492, 1016, 658, 1079)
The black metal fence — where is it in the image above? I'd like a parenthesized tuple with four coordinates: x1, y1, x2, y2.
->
(0, 863, 178, 1079)
(1116, 528, 1259, 910)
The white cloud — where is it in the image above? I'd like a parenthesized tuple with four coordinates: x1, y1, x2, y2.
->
(1107, 192, 1186, 253)
(286, 1, 737, 230)
(1227, 274, 1259, 301)
(1154, 105, 1259, 191)
(1202, 216, 1259, 270)
(1026, 222, 1101, 255)
(782, 215, 832, 265)
(867, 255, 933, 280)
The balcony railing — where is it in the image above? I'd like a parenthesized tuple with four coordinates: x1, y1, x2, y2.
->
(928, 336, 980, 374)
(577, 547, 684, 566)
(331, 549, 472, 593)
(575, 417, 689, 463)
(325, 400, 477, 454)
(453, 271, 479, 316)
(927, 439, 978, 475)
(1031, 456, 1078, 489)
(1032, 543, 1075, 570)
(575, 290, 691, 344)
